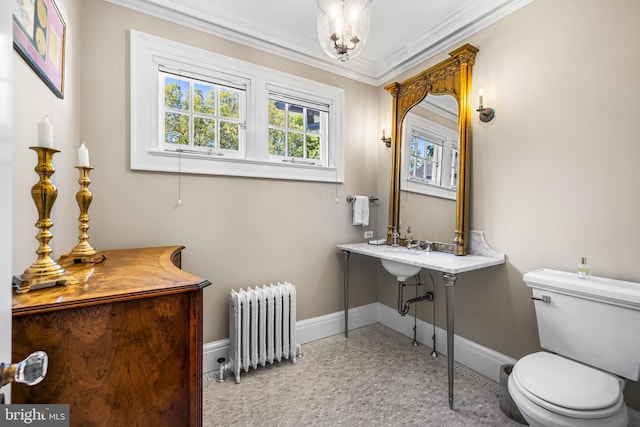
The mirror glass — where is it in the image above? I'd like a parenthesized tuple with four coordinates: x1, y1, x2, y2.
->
(399, 94, 458, 243)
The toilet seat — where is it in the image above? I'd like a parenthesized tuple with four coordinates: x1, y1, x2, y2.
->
(511, 352, 624, 419)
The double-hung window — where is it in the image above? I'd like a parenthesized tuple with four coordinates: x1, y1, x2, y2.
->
(130, 30, 345, 182)
(401, 112, 459, 200)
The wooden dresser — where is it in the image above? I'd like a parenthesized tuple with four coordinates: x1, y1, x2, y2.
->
(11, 246, 211, 426)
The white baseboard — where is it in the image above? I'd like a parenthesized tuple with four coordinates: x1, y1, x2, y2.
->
(203, 338, 231, 374)
(296, 302, 378, 344)
(375, 303, 516, 382)
(204, 303, 378, 373)
(204, 302, 514, 383)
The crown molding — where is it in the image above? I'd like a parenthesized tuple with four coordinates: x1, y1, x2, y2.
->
(105, 0, 532, 86)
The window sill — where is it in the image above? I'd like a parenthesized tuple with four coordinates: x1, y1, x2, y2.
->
(403, 179, 456, 200)
(132, 149, 342, 183)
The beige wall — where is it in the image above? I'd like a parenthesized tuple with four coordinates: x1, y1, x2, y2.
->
(377, 0, 640, 408)
(11, 0, 640, 409)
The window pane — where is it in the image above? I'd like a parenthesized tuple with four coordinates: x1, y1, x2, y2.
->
(287, 105, 304, 130)
(269, 99, 285, 126)
(219, 121, 239, 150)
(415, 158, 425, 179)
(288, 132, 304, 157)
(306, 109, 321, 133)
(409, 157, 416, 176)
(416, 138, 426, 158)
(165, 112, 189, 145)
(269, 129, 285, 155)
(426, 140, 434, 160)
(194, 83, 216, 115)
(164, 77, 189, 110)
(194, 117, 216, 147)
(306, 135, 320, 160)
(426, 161, 434, 181)
(219, 88, 240, 119)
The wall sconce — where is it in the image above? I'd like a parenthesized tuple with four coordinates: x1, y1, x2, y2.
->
(476, 89, 495, 122)
(381, 124, 391, 147)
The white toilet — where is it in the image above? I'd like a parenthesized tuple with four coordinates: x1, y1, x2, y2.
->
(508, 268, 640, 427)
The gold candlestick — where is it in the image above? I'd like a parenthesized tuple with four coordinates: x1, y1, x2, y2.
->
(59, 166, 106, 266)
(13, 147, 78, 293)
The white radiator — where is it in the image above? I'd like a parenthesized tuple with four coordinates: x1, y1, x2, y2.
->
(229, 282, 297, 383)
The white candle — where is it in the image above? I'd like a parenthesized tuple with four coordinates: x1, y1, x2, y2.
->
(78, 143, 90, 167)
(37, 116, 53, 148)
(382, 124, 386, 139)
(478, 88, 485, 107)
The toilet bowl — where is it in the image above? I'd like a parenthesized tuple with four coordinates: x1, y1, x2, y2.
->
(507, 352, 628, 427)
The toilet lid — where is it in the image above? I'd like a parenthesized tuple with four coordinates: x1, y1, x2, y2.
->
(513, 352, 622, 412)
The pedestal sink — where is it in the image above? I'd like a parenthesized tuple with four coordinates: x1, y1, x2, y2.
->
(380, 258, 421, 282)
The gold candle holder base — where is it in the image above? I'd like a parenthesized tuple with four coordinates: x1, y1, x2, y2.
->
(13, 271, 78, 294)
(58, 166, 107, 267)
(14, 147, 79, 294)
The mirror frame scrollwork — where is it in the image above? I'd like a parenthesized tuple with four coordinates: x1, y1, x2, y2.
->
(384, 44, 478, 255)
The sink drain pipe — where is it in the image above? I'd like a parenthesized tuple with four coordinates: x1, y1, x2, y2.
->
(397, 279, 434, 316)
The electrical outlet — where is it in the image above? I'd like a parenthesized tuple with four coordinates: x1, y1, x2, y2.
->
(364, 231, 373, 239)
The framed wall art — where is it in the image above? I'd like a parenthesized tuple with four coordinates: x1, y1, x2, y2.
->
(13, 0, 66, 99)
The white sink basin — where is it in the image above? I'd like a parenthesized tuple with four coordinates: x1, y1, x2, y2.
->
(380, 258, 422, 282)
(382, 247, 419, 255)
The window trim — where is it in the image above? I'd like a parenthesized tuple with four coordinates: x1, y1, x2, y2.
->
(401, 112, 458, 200)
(130, 30, 345, 183)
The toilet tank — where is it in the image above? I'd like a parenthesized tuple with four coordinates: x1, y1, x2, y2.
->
(524, 268, 640, 380)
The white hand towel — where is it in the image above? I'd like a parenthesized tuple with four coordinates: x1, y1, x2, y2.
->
(352, 196, 369, 227)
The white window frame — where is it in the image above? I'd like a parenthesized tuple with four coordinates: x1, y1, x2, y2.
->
(130, 30, 345, 182)
(401, 112, 458, 200)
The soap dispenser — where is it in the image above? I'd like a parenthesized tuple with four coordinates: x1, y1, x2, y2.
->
(577, 257, 591, 279)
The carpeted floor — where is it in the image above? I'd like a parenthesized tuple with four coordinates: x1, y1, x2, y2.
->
(203, 323, 523, 426)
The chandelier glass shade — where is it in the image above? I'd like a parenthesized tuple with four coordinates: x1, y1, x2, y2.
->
(316, 0, 372, 62)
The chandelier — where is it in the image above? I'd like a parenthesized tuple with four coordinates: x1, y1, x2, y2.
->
(316, 0, 372, 62)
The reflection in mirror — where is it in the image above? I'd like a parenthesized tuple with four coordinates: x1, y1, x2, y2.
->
(400, 94, 458, 244)
(402, 95, 458, 200)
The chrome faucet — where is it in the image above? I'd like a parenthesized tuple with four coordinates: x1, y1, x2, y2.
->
(407, 240, 421, 250)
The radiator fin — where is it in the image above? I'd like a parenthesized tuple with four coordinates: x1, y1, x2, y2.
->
(229, 282, 297, 383)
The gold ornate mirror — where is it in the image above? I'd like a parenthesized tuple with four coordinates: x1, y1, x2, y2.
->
(385, 44, 478, 255)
